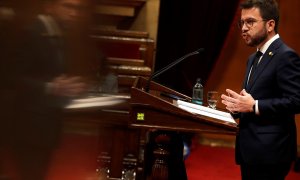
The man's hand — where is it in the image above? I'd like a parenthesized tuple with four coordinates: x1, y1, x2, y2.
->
(48, 75, 88, 97)
(221, 89, 255, 113)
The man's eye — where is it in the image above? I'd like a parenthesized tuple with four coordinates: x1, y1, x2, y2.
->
(246, 20, 255, 23)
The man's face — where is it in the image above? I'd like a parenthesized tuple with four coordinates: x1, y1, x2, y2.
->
(52, 0, 88, 28)
(240, 7, 268, 47)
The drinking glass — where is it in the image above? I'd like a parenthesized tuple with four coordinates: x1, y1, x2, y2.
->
(207, 91, 219, 109)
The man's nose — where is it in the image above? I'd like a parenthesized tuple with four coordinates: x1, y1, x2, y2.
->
(242, 22, 251, 31)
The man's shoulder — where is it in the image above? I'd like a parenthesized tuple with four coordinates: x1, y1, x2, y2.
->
(270, 40, 300, 63)
(24, 18, 48, 37)
(26, 15, 61, 37)
(270, 38, 297, 54)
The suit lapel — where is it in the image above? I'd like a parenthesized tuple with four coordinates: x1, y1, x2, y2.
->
(246, 38, 283, 91)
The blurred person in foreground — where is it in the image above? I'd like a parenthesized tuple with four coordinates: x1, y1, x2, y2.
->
(0, 2, 16, 180)
(6, 0, 102, 179)
(221, 0, 300, 179)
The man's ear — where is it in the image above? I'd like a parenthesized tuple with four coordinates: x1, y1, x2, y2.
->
(267, 19, 275, 33)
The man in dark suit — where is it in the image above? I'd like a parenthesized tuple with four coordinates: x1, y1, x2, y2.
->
(221, 0, 300, 179)
(8, 0, 91, 179)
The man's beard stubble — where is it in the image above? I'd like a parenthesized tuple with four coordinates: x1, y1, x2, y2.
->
(247, 27, 268, 47)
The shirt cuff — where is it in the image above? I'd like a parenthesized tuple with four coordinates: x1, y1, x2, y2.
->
(255, 100, 260, 115)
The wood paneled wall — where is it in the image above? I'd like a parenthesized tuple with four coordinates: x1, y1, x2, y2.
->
(205, 0, 300, 146)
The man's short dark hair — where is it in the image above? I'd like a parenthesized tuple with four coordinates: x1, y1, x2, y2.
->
(240, 0, 279, 33)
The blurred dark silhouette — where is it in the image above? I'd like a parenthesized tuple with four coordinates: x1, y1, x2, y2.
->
(0, 0, 110, 179)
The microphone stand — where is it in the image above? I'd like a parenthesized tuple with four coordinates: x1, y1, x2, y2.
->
(145, 48, 204, 92)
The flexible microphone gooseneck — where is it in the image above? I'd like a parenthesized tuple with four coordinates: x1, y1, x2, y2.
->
(145, 48, 204, 92)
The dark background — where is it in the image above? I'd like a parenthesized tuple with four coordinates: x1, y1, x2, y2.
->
(155, 0, 240, 96)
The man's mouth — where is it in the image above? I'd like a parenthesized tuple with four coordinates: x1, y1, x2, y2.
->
(242, 33, 249, 40)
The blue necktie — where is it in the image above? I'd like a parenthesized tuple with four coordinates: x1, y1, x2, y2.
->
(248, 51, 263, 85)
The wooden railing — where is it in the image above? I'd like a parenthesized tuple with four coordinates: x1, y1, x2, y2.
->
(91, 29, 155, 93)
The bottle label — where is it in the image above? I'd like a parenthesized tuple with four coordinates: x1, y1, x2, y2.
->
(192, 89, 203, 105)
(192, 99, 203, 105)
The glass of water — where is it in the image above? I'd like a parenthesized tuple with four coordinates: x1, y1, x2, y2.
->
(207, 91, 219, 109)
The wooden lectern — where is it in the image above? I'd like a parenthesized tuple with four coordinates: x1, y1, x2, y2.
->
(130, 77, 237, 133)
(130, 77, 238, 179)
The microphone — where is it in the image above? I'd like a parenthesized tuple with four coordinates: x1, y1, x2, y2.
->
(145, 48, 204, 92)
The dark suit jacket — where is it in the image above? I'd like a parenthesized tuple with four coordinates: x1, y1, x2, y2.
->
(236, 38, 300, 165)
(11, 17, 69, 148)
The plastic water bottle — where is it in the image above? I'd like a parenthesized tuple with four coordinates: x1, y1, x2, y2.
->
(192, 78, 203, 105)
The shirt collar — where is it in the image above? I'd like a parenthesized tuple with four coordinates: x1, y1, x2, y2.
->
(38, 14, 62, 37)
(258, 34, 280, 54)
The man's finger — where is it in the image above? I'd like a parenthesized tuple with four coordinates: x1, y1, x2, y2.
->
(221, 99, 230, 106)
(240, 89, 248, 96)
(221, 95, 234, 104)
(226, 89, 240, 98)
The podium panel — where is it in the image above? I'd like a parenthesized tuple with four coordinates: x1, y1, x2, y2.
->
(129, 77, 238, 179)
